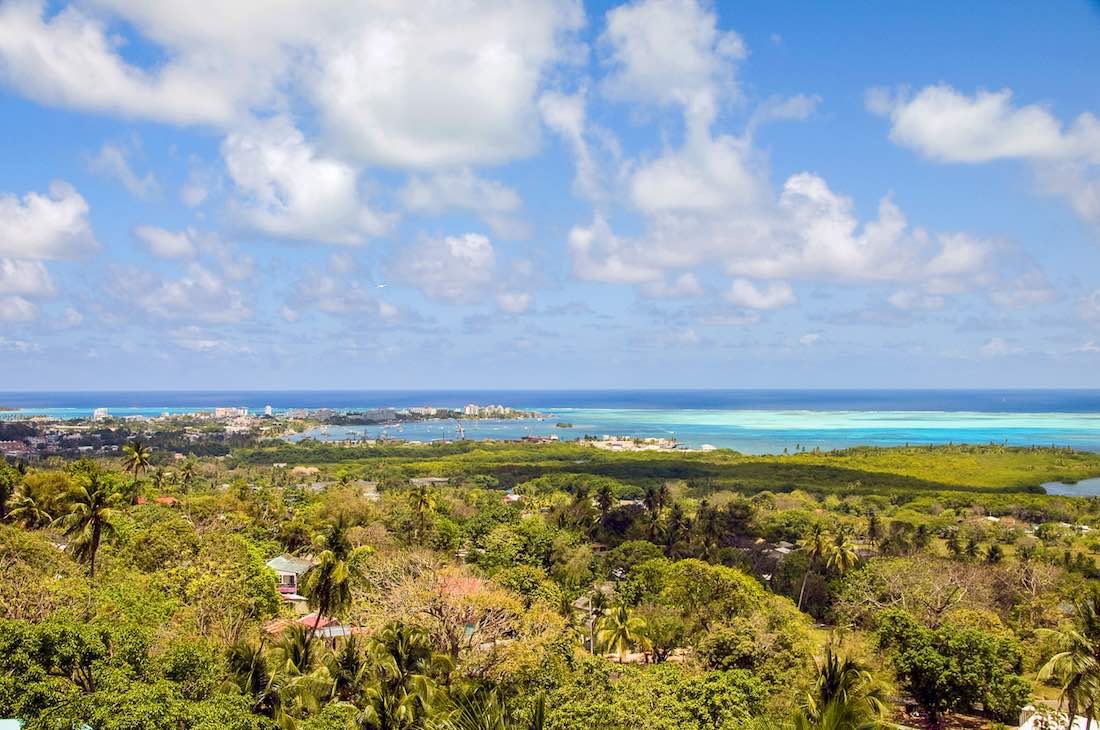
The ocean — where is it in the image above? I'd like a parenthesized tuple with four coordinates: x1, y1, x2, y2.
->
(2, 389, 1099, 455)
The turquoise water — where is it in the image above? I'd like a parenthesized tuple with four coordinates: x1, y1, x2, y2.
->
(3, 390, 1100, 456)
(286, 407, 1100, 455)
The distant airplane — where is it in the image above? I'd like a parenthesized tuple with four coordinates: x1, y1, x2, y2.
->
(376, 283, 387, 288)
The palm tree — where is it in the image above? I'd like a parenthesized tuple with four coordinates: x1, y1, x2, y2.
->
(588, 590, 610, 654)
(865, 511, 881, 551)
(151, 467, 168, 492)
(411, 485, 436, 545)
(327, 635, 371, 704)
(6, 481, 52, 528)
(826, 531, 859, 576)
(663, 502, 691, 557)
(595, 484, 613, 521)
(596, 603, 649, 663)
(793, 642, 890, 729)
(358, 622, 452, 730)
(179, 459, 198, 492)
(443, 687, 546, 730)
(121, 439, 152, 485)
(301, 521, 354, 643)
(798, 525, 831, 611)
(1039, 590, 1100, 728)
(54, 470, 119, 578)
(270, 624, 330, 718)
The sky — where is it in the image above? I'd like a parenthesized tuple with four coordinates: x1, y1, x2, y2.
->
(1, 0, 1100, 390)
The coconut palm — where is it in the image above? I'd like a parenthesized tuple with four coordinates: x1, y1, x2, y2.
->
(827, 530, 859, 576)
(270, 625, 331, 718)
(54, 470, 119, 578)
(301, 521, 354, 643)
(357, 622, 453, 730)
(1039, 590, 1100, 728)
(588, 589, 610, 654)
(6, 481, 52, 528)
(151, 467, 168, 491)
(798, 525, 831, 611)
(411, 485, 436, 545)
(179, 459, 198, 491)
(793, 642, 890, 729)
(595, 483, 613, 520)
(443, 686, 545, 730)
(121, 439, 151, 484)
(596, 602, 649, 663)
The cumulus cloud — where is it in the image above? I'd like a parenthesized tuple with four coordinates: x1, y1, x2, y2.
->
(134, 226, 196, 259)
(0, 295, 37, 322)
(640, 273, 704, 299)
(169, 325, 252, 354)
(0, 258, 55, 296)
(284, 268, 402, 323)
(112, 263, 250, 323)
(559, 6, 1012, 314)
(88, 141, 158, 198)
(496, 291, 533, 314)
(0, 182, 96, 259)
(314, 1, 583, 168)
(0, 0, 243, 124)
(601, 0, 745, 114)
(222, 118, 391, 245)
(867, 84, 1100, 164)
(0, 335, 38, 352)
(870, 84, 1100, 232)
(980, 336, 1020, 358)
(725, 279, 796, 310)
(399, 169, 525, 238)
(390, 233, 497, 304)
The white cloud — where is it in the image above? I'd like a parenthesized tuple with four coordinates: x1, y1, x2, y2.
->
(887, 289, 945, 311)
(0, 182, 96, 260)
(390, 233, 496, 304)
(399, 169, 525, 238)
(119, 263, 251, 323)
(798, 332, 821, 346)
(287, 269, 400, 322)
(565, 5, 1000, 306)
(568, 216, 664, 284)
(0, 258, 55, 296)
(59, 307, 82, 328)
(222, 117, 391, 245)
(134, 226, 195, 259)
(540, 90, 602, 201)
(0, 335, 38, 352)
(496, 291, 533, 314)
(870, 84, 1100, 233)
(639, 273, 703, 299)
(0, 295, 38, 322)
(88, 141, 158, 198)
(868, 84, 1100, 164)
(169, 325, 251, 354)
(313, 1, 583, 168)
(601, 0, 744, 116)
(0, 0, 242, 125)
(725, 278, 796, 310)
(980, 336, 1020, 358)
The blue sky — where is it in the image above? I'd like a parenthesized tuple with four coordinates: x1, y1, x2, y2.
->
(1, 0, 1099, 389)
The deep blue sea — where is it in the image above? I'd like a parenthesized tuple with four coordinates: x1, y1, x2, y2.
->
(2, 389, 1100, 456)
